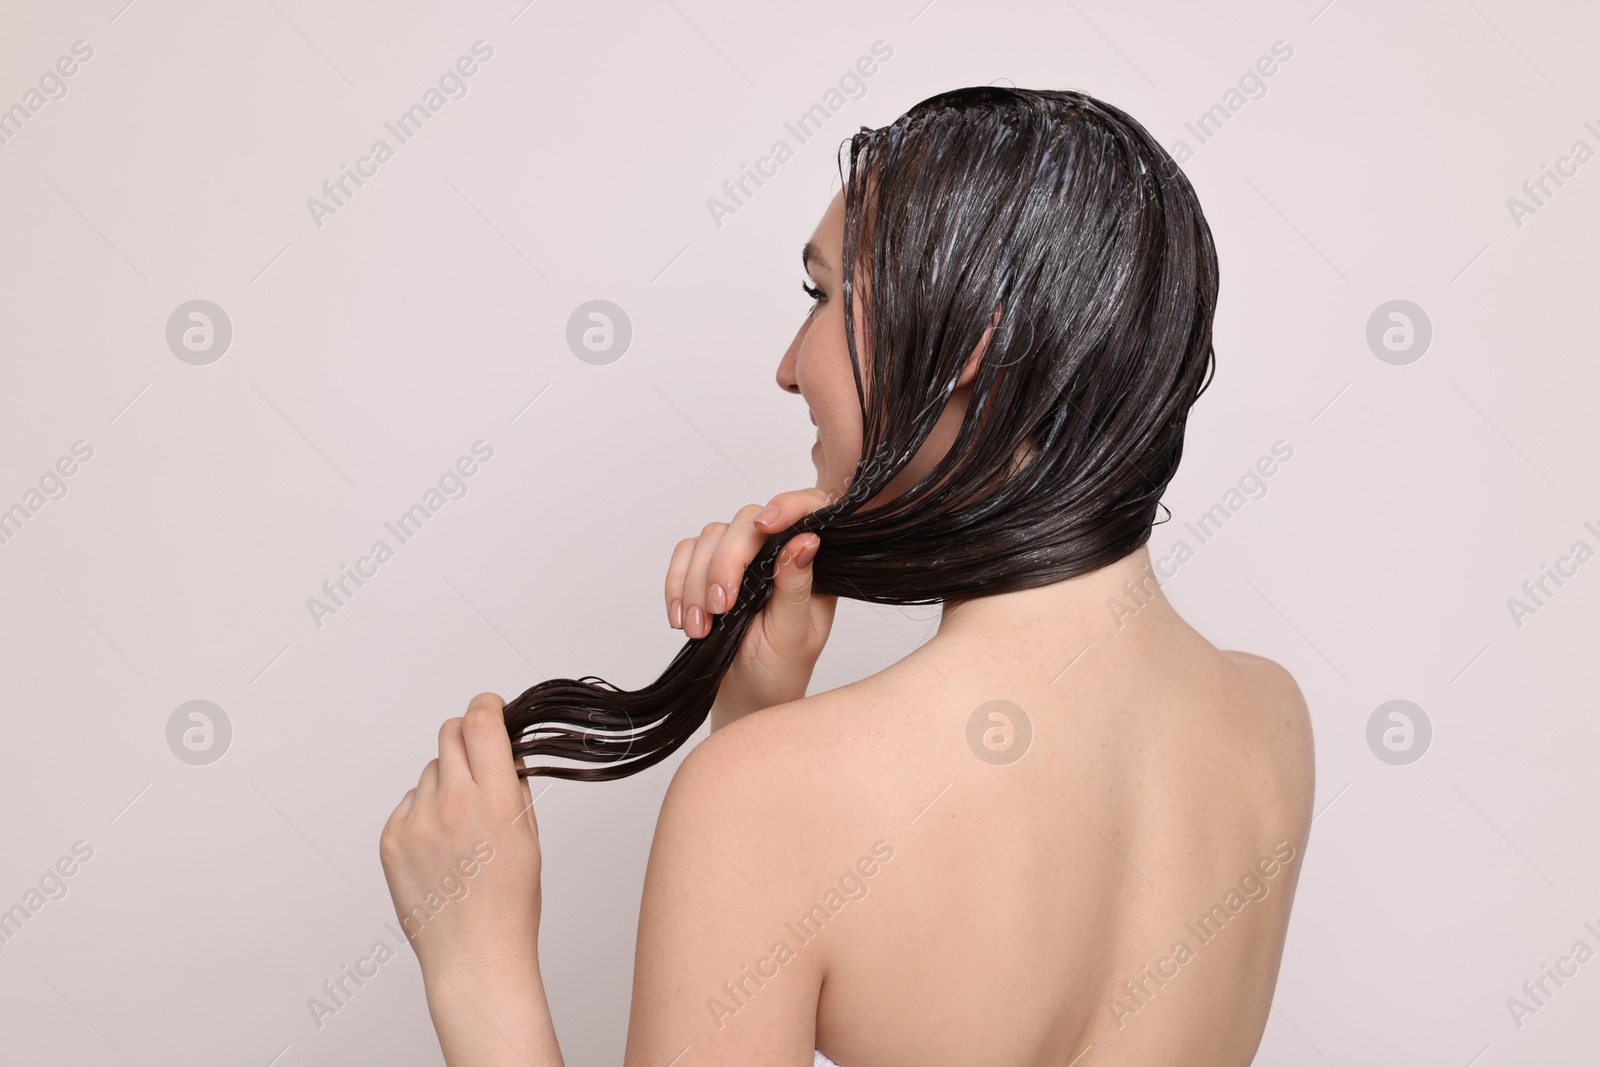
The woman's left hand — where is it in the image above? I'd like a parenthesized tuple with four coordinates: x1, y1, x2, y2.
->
(379, 692, 543, 979)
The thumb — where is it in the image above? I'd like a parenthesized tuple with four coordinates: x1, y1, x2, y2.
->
(767, 534, 822, 634)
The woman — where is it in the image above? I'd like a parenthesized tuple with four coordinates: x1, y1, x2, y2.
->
(379, 86, 1314, 1066)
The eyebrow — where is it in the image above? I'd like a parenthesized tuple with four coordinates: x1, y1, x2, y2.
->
(801, 241, 832, 273)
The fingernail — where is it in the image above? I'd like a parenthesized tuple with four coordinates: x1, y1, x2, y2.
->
(710, 584, 726, 612)
(670, 598, 682, 628)
(796, 536, 820, 567)
(687, 605, 704, 636)
(754, 505, 781, 527)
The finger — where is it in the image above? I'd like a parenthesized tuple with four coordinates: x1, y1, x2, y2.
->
(708, 489, 836, 620)
(461, 693, 521, 802)
(753, 487, 837, 532)
(438, 716, 472, 790)
(388, 786, 418, 824)
(682, 521, 727, 640)
(705, 503, 770, 617)
(664, 537, 695, 628)
(416, 757, 440, 796)
(768, 533, 833, 643)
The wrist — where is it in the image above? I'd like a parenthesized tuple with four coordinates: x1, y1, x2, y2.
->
(423, 949, 542, 992)
(421, 950, 546, 1033)
(711, 676, 813, 732)
(411, 908, 540, 980)
(418, 937, 540, 984)
(711, 677, 789, 728)
(710, 688, 759, 732)
(421, 954, 562, 1066)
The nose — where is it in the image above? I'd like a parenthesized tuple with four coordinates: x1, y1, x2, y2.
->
(775, 320, 803, 396)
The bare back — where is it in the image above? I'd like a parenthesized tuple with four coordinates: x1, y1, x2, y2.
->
(746, 591, 1314, 1067)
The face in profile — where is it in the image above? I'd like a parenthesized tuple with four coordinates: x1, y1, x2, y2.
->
(776, 188, 862, 502)
(777, 187, 991, 508)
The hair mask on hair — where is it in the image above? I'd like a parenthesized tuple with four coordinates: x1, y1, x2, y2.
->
(503, 86, 1219, 781)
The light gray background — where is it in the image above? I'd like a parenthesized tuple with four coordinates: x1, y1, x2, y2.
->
(1, 0, 1595, 1063)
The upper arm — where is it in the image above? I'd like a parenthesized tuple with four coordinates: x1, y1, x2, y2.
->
(623, 717, 824, 1067)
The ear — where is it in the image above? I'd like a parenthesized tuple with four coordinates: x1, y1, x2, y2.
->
(956, 305, 1004, 389)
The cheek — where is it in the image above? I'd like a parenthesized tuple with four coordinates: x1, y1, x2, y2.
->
(808, 371, 856, 445)
(805, 323, 858, 412)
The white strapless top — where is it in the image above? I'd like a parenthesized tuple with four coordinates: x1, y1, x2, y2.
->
(815, 1051, 841, 1067)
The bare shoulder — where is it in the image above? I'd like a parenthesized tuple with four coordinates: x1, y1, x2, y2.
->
(1221, 650, 1311, 724)
(1218, 649, 1316, 824)
(630, 693, 873, 1060)
(664, 686, 878, 867)
(674, 690, 844, 789)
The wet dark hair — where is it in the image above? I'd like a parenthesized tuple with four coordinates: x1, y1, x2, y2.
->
(503, 86, 1218, 780)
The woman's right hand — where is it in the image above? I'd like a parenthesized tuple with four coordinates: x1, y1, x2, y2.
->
(665, 489, 838, 729)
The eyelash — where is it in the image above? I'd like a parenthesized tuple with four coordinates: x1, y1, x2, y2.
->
(801, 279, 825, 308)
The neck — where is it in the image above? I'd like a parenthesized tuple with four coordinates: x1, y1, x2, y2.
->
(935, 544, 1175, 645)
